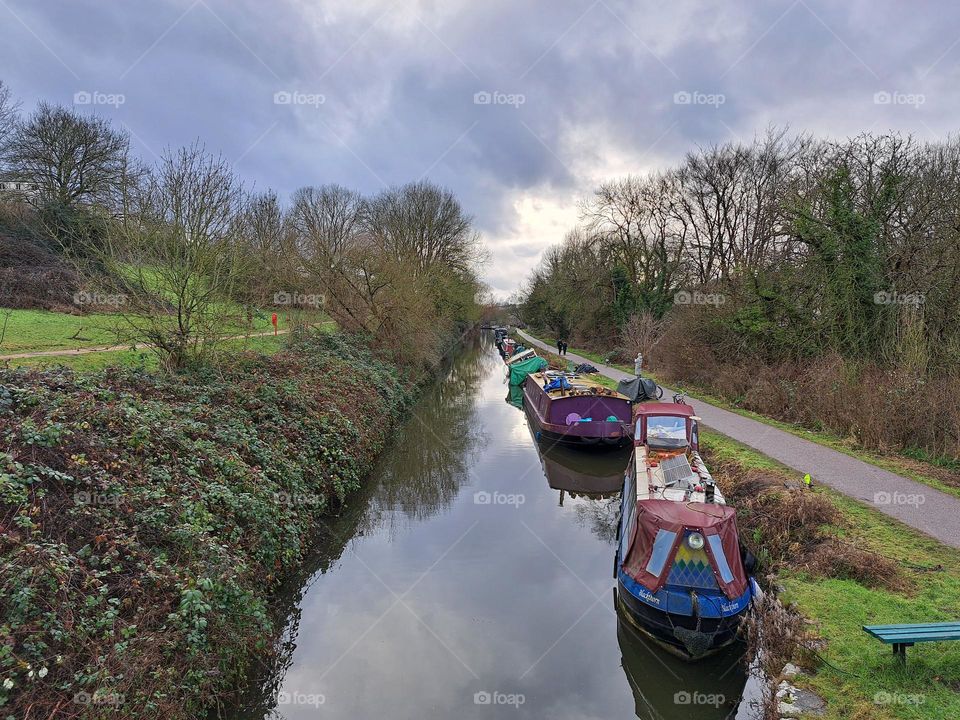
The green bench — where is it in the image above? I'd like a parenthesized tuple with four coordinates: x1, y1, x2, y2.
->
(863, 622, 960, 664)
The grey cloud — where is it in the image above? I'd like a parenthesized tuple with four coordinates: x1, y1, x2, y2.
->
(3, 0, 960, 296)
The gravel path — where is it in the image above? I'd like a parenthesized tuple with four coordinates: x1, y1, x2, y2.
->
(518, 329, 960, 549)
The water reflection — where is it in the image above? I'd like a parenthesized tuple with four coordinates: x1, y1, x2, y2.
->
(222, 332, 751, 720)
(617, 603, 748, 720)
(534, 441, 628, 503)
(223, 484, 375, 719)
(531, 434, 629, 545)
(361, 335, 489, 535)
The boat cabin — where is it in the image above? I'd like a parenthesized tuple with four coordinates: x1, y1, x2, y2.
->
(633, 402, 698, 451)
(630, 403, 720, 504)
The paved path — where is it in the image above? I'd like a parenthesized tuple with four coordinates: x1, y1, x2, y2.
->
(518, 330, 960, 549)
(0, 329, 293, 361)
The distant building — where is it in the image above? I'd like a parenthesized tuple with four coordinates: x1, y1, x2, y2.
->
(0, 179, 40, 196)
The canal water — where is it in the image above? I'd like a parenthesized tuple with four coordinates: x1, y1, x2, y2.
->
(228, 333, 755, 719)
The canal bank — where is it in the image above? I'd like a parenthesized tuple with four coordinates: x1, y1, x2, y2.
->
(0, 331, 419, 719)
(223, 333, 761, 720)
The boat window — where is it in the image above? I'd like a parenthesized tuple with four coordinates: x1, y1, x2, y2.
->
(707, 534, 734, 583)
(644, 529, 677, 577)
(645, 415, 688, 448)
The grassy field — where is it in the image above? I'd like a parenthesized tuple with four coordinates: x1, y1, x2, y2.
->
(705, 430, 960, 720)
(3, 332, 328, 372)
(0, 308, 333, 371)
(0, 308, 129, 353)
(522, 328, 960, 500)
(0, 307, 329, 354)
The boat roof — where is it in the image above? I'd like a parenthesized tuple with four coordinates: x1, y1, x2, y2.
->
(633, 402, 695, 418)
(530, 371, 631, 401)
(506, 348, 537, 365)
(635, 497, 735, 527)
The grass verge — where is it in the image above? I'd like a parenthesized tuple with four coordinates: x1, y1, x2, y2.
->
(704, 429, 960, 720)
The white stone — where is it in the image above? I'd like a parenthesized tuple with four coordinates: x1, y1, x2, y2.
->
(778, 700, 801, 718)
(782, 662, 801, 677)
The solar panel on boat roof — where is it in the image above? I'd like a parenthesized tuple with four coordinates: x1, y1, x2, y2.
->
(661, 454, 695, 486)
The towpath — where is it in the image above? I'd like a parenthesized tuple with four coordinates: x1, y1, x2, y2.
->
(518, 329, 960, 549)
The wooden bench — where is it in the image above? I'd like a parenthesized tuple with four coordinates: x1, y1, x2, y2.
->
(863, 622, 960, 664)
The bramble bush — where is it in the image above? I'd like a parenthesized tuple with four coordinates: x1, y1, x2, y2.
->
(0, 331, 411, 719)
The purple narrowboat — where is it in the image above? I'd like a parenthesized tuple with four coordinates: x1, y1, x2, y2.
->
(522, 371, 633, 446)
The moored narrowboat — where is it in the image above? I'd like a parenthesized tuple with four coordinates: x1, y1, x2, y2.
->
(522, 371, 633, 446)
(615, 401, 759, 659)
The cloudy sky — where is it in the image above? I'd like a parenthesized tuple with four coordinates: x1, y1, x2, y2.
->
(2, 0, 958, 297)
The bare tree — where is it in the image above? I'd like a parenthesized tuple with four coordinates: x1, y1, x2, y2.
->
(364, 181, 484, 275)
(620, 312, 667, 361)
(0, 80, 21, 166)
(289, 184, 365, 271)
(582, 172, 685, 316)
(244, 190, 286, 255)
(5, 102, 131, 208)
(238, 190, 299, 305)
(286, 180, 484, 366)
(96, 142, 251, 370)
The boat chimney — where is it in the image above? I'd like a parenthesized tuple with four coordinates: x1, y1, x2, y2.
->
(704, 481, 716, 503)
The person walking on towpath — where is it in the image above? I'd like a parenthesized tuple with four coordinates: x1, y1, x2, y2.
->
(557, 338, 563, 355)
(634, 352, 643, 377)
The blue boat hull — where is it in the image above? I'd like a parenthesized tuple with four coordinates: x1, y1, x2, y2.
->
(616, 569, 756, 660)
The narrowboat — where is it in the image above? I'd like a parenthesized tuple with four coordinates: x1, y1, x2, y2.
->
(493, 326, 509, 353)
(523, 371, 633, 446)
(615, 401, 759, 659)
(505, 347, 537, 366)
(506, 349, 548, 386)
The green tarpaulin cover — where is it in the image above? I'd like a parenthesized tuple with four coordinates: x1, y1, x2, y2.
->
(509, 356, 548, 386)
